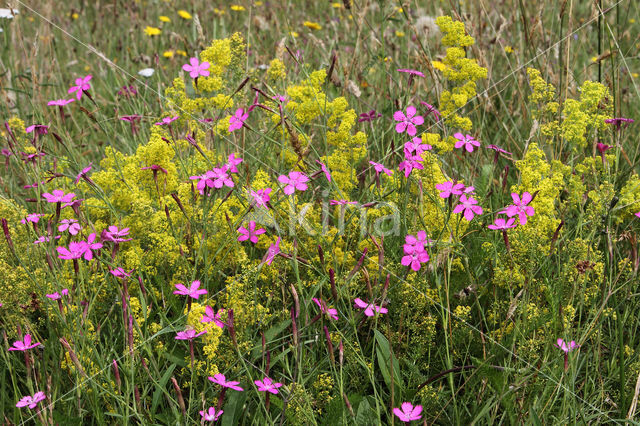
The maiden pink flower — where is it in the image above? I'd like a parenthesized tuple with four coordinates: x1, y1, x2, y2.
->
(262, 237, 281, 265)
(42, 189, 75, 204)
(393, 402, 423, 422)
(401, 231, 430, 271)
(154, 116, 179, 126)
(278, 171, 309, 195)
(104, 226, 132, 243)
(316, 160, 332, 181)
(555, 338, 579, 353)
(21, 213, 44, 224)
(183, 57, 210, 79)
(83, 233, 103, 260)
(454, 133, 480, 152)
(25, 124, 49, 135)
(487, 217, 517, 230)
(635, 211, 640, 219)
(254, 376, 283, 394)
(173, 280, 208, 299)
(369, 161, 393, 177)
(354, 298, 388, 317)
(394, 106, 424, 136)
(175, 329, 207, 340)
(8, 334, 42, 351)
(56, 241, 89, 260)
(250, 188, 272, 208)
(211, 166, 235, 188)
(58, 219, 82, 235)
(199, 407, 223, 421)
(46, 289, 69, 300)
(226, 153, 243, 173)
(502, 192, 535, 225)
(237, 221, 266, 244)
(330, 200, 358, 206)
(201, 306, 226, 329)
(397, 68, 425, 77)
(74, 164, 93, 185)
(404, 137, 432, 157)
(358, 109, 382, 122)
(47, 98, 75, 106)
(34, 235, 60, 244)
(605, 117, 634, 130)
(16, 391, 46, 409)
(487, 144, 512, 155)
(68, 75, 92, 100)
(420, 101, 441, 122)
(453, 194, 483, 221)
(313, 298, 338, 320)
(208, 373, 244, 391)
(435, 181, 465, 199)
(228, 108, 248, 132)
(109, 268, 134, 279)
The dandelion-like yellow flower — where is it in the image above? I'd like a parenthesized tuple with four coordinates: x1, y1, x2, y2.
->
(144, 26, 162, 36)
(71, 12, 79, 20)
(177, 10, 192, 20)
(159, 15, 171, 23)
(214, 8, 225, 15)
(303, 21, 322, 30)
(504, 46, 513, 53)
(395, 31, 405, 37)
(255, 1, 263, 5)
(331, 2, 342, 8)
(591, 56, 599, 63)
(231, 5, 245, 11)
(632, 72, 639, 78)
(163, 50, 174, 58)
(629, 18, 636, 24)
(289, 31, 299, 38)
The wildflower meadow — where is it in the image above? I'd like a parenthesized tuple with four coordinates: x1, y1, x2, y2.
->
(2, 0, 640, 424)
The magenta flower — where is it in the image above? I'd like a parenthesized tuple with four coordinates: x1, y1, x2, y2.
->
(56, 241, 89, 260)
(154, 116, 179, 126)
(398, 157, 423, 178)
(605, 117, 634, 130)
(250, 188, 272, 208)
(502, 192, 535, 225)
(312, 298, 338, 320)
(393, 402, 423, 422)
(201, 306, 226, 329)
(369, 161, 393, 177)
(487, 217, 517, 230)
(237, 221, 266, 244)
(8, 334, 42, 351)
(16, 391, 46, 409)
(435, 181, 465, 199)
(401, 231, 430, 271)
(58, 219, 82, 235)
(104, 226, 132, 243)
(46, 289, 69, 300)
(358, 109, 382, 123)
(74, 164, 93, 185)
(42, 189, 75, 204)
(330, 200, 358, 206)
(226, 153, 243, 173)
(316, 160, 332, 181)
(420, 101, 441, 122)
(47, 98, 75, 107)
(208, 373, 244, 391)
(83, 233, 103, 260)
(487, 144, 512, 155)
(228, 108, 248, 132)
(454, 133, 480, 152)
(21, 213, 44, 225)
(636, 212, 640, 219)
(404, 137, 432, 157)
(68, 75, 92, 100)
(174, 281, 208, 299)
(25, 124, 49, 135)
(555, 338, 579, 353)
(182, 57, 210, 79)
(175, 329, 207, 340)
(262, 237, 281, 266)
(199, 407, 223, 422)
(278, 171, 309, 195)
(109, 268, 133, 279)
(211, 166, 235, 188)
(453, 194, 483, 221)
(254, 376, 283, 394)
(397, 68, 425, 77)
(34, 235, 60, 245)
(393, 106, 424, 136)
(354, 298, 387, 316)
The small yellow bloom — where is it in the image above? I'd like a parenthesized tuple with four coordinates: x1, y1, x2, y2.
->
(432, 60, 446, 71)
(395, 30, 405, 37)
(177, 10, 192, 20)
(159, 16, 171, 23)
(383, 56, 392, 63)
(144, 26, 162, 36)
(214, 8, 225, 15)
(176, 49, 187, 57)
(230, 5, 245, 11)
(504, 46, 513, 53)
(303, 21, 322, 30)
(84, 65, 90, 72)
(331, 2, 342, 8)
(632, 73, 639, 78)
(629, 18, 636, 24)
(396, 7, 403, 13)
(255, 1, 263, 5)
(289, 31, 299, 38)
(591, 56, 599, 63)
(163, 50, 174, 58)
(71, 12, 79, 20)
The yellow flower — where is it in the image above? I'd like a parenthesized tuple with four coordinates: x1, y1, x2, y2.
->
(231, 5, 245, 11)
(395, 30, 405, 37)
(632, 72, 639, 78)
(331, 2, 342, 8)
(214, 8, 225, 15)
(177, 10, 192, 20)
(629, 18, 636, 24)
(303, 21, 322, 30)
(163, 50, 174, 58)
(432, 60, 446, 71)
(255, 1, 263, 5)
(176, 49, 187, 56)
(71, 12, 79, 20)
(591, 56, 599, 63)
(144, 26, 162, 36)
(504, 45, 513, 53)
(289, 31, 299, 38)
(383, 56, 392, 62)
(84, 65, 90, 72)
(396, 7, 403, 13)
(159, 15, 171, 23)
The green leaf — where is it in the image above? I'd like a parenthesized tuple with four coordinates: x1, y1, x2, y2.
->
(221, 389, 247, 426)
(374, 330, 402, 392)
(151, 363, 176, 414)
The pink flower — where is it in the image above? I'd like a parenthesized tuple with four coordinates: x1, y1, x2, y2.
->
(34, 235, 60, 245)
(420, 101, 441, 122)
(605, 117, 634, 130)
(358, 109, 382, 122)
(182, 57, 210, 79)
(16, 391, 46, 409)
(47, 98, 75, 107)
(312, 298, 338, 320)
(104, 226, 132, 243)
(201, 306, 226, 329)
(42, 189, 75, 204)
(330, 200, 358, 206)
(8, 334, 42, 351)
(46, 289, 69, 300)
(75, 164, 92, 185)
(453, 194, 483, 221)
(487, 144, 512, 155)
(211, 166, 235, 188)
(393, 402, 423, 422)
(398, 158, 423, 178)
(262, 237, 281, 266)
(83, 233, 103, 260)
(254, 376, 283, 394)
(555, 338, 579, 353)
(175, 329, 207, 340)
(401, 231, 430, 271)
(25, 124, 49, 135)
(109, 268, 133, 278)
(435, 181, 465, 199)
(453, 133, 480, 152)
(199, 407, 223, 421)
(487, 217, 517, 230)
(278, 171, 309, 195)
(154, 116, 179, 126)
(237, 221, 266, 244)
(58, 219, 82, 235)
(228, 108, 248, 132)
(68, 75, 92, 100)
(249, 188, 272, 208)
(316, 160, 332, 181)
(208, 373, 244, 391)
(56, 241, 89, 260)
(404, 137, 432, 157)
(502, 192, 535, 225)
(21, 213, 44, 224)
(393, 106, 424, 136)
(397, 68, 425, 77)
(636, 212, 640, 219)
(354, 298, 388, 317)
(369, 161, 393, 177)
(226, 153, 243, 173)
(173, 280, 208, 299)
